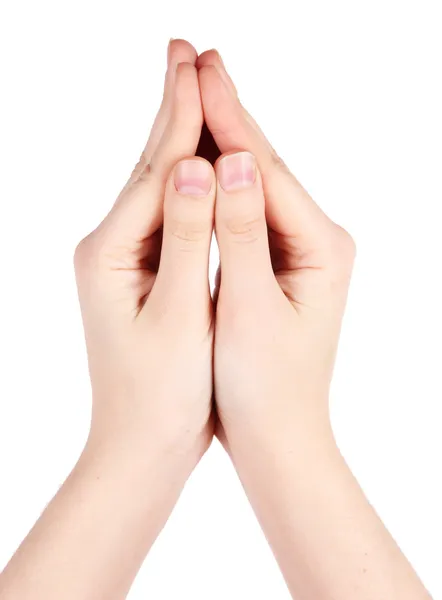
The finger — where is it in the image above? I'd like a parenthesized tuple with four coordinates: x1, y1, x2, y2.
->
(215, 151, 274, 295)
(198, 63, 333, 249)
(103, 62, 203, 243)
(127, 39, 198, 187)
(149, 62, 203, 183)
(143, 40, 198, 165)
(150, 157, 215, 304)
(196, 49, 238, 97)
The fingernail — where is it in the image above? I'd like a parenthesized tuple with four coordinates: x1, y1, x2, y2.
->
(218, 152, 256, 192)
(167, 38, 174, 64)
(216, 50, 225, 67)
(175, 160, 212, 196)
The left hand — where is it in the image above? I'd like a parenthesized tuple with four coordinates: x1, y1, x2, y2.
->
(196, 51, 355, 450)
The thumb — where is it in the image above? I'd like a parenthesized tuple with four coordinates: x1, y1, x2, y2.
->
(215, 152, 274, 296)
(151, 157, 216, 305)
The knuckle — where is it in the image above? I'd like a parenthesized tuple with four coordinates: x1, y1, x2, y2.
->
(336, 226, 357, 259)
(327, 225, 356, 271)
(127, 159, 152, 187)
(130, 155, 145, 179)
(269, 146, 290, 173)
(74, 230, 108, 274)
(168, 218, 209, 244)
(121, 156, 152, 191)
(74, 234, 94, 272)
(223, 215, 263, 244)
(136, 160, 152, 183)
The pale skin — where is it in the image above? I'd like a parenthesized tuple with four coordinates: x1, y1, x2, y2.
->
(0, 39, 432, 600)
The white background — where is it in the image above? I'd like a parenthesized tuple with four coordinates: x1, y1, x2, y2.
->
(0, 1, 441, 598)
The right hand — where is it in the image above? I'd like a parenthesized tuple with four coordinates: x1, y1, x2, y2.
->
(75, 40, 215, 471)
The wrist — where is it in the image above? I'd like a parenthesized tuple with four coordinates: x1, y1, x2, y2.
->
(222, 402, 336, 466)
(81, 427, 200, 495)
(224, 418, 349, 517)
(86, 406, 213, 480)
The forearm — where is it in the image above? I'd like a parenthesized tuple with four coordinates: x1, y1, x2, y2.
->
(227, 419, 431, 600)
(0, 436, 193, 600)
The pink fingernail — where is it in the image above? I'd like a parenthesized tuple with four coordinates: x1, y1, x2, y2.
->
(215, 50, 225, 67)
(167, 38, 175, 65)
(218, 152, 256, 192)
(174, 160, 212, 196)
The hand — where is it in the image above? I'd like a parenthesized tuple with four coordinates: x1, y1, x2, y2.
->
(197, 51, 355, 448)
(75, 39, 215, 469)
(196, 52, 430, 600)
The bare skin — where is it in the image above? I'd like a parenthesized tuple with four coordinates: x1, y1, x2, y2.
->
(0, 40, 432, 600)
(0, 39, 214, 600)
(198, 50, 431, 600)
